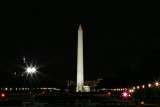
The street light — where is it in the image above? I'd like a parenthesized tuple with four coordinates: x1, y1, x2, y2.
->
(26, 67, 37, 90)
(122, 92, 129, 106)
(129, 89, 134, 93)
(133, 87, 135, 90)
(142, 85, 145, 88)
(26, 67, 37, 104)
(155, 81, 160, 106)
(155, 82, 159, 87)
(148, 83, 151, 88)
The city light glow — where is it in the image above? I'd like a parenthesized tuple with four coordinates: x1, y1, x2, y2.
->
(131, 89, 134, 93)
(1, 93, 5, 98)
(141, 101, 144, 105)
(148, 83, 151, 87)
(108, 92, 111, 95)
(128, 94, 131, 97)
(142, 85, 145, 88)
(155, 82, 159, 87)
(129, 89, 134, 93)
(133, 87, 135, 89)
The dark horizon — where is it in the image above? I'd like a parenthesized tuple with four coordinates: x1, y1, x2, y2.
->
(0, 1, 160, 88)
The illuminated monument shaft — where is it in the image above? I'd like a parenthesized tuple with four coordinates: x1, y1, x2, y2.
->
(76, 24, 84, 92)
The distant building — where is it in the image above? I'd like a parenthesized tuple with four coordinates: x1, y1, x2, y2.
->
(65, 78, 102, 92)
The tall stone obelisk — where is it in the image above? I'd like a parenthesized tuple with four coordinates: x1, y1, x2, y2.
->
(76, 24, 84, 92)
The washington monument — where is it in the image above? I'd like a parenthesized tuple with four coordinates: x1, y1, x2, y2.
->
(76, 24, 84, 92)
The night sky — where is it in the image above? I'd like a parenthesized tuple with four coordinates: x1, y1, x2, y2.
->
(0, 1, 160, 88)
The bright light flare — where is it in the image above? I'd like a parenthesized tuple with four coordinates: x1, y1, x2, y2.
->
(122, 92, 128, 97)
(31, 68, 36, 72)
(26, 67, 36, 73)
(27, 68, 32, 72)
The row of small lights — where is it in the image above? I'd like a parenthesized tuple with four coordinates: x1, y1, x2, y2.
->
(111, 81, 160, 93)
(0, 87, 60, 91)
(110, 82, 159, 105)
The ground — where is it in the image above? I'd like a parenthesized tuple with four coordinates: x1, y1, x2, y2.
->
(0, 91, 158, 106)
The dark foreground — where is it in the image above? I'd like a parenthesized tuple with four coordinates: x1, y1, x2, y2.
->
(0, 92, 158, 106)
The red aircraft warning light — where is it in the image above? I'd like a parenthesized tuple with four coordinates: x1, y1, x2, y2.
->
(79, 24, 82, 30)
